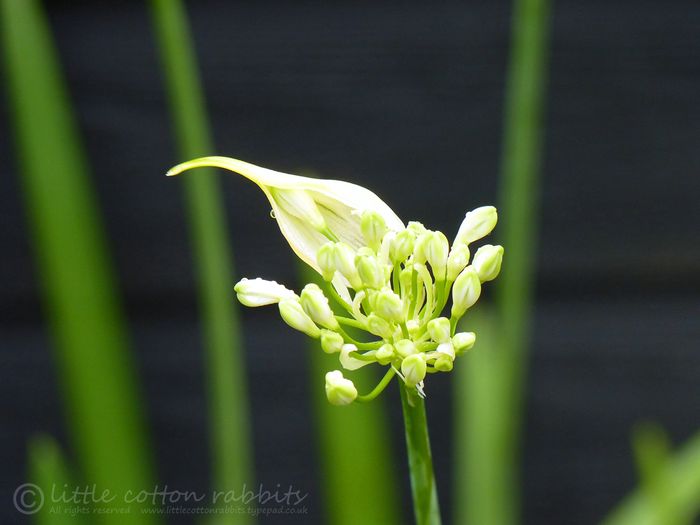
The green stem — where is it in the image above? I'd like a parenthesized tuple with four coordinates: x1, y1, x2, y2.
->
(399, 384, 442, 525)
(356, 368, 396, 402)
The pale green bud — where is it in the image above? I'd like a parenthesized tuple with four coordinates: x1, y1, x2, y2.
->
(279, 299, 321, 338)
(427, 317, 451, 343)
(270, 188, 327, 231)
(334, 243, 363, 289)
(356, 254, 385, 289)
(317, 242, 337, 281)
(425, 231, 449, 281)
(472, 244, 504, 282)
(451, 266, 482, 319)
(453, 332, 476, 355)
(234, 278, 298, 307)
(447, 244, 470, 282)
(374, 288, 404, 323)
(340, 344, 371, 371)
(361, 210, 387, 252)
(390, 229, 415, 264)
(401, 354, 427, 387)
(395, 339, 418, 358)
(434, 355, 454, 372)
(366, 313, 394, 339)
(325, 370, 358, 406)
(454, 206, 498, 246)
(300, 283, 338, 329)
(376, 344, 395, 365)
(407, 221, 427, 236)
(320, 330, 344, 354)
(412, 232, 432, 264)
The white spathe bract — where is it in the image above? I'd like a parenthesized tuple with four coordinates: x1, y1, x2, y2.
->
(234, 278, 298, 307)
(167, 156, 404, 274)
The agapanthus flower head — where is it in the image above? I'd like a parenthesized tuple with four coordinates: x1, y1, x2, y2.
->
(169, 156, 503, 405)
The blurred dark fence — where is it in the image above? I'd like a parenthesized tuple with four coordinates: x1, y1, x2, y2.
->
(1, 1, 698, 524)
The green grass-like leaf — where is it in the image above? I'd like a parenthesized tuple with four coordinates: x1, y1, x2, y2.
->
(453, 0, 551, 522)
(1, 1, 159, 523)
(149, 1, 254, 522)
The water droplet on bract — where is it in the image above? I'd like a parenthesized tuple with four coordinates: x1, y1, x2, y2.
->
(269, 209, 276, 219)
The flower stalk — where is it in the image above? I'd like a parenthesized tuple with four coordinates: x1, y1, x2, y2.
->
(400, 383, 442, 525)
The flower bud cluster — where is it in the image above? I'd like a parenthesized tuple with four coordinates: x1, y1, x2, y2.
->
(234, 207, 502, 405)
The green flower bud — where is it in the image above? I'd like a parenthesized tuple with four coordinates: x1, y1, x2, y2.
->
(356, 254, 385, 289)
(412, 232, 432, 264)
(374, 288, 404, 323)
(451, 266, 482, 319)
(434, 355, 453, 372)
(320, 330, 344, 354)
(399, 267, 413, 296)
(317, 242, 337, 281)
(452, 332, 476, 355)
(427, 317, 451, 343)
(436, 341, 455, 359)
(472, 244, 504, 282)
(395, 339, 417, 358)
(270, 187, 327, 231)
(375, 343, 395, 365)
(390, 229, 415, 264)
(279, 299, 321, 338)
(425, 231, 449, 281)
(361, 210, 388, 252)
(447, 244, 470, 282)
(334, 243, 363, 289)
(300, 283, 338, 329)
(401, 354, 427, 387)
(407, 221, 427, 236)
(366, 313, 394, 339)
(453, 206, 498, 246)
(325, 370, 358, 406)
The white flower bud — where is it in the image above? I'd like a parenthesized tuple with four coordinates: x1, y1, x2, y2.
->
(355, 254, 385, 289)
(390, 229, 415, 264)
(434, 354, 453, 372)
(320, 330, 344, 354)
(425, 231, 449, 281)
(451, 266, 482, 319)
(340, 344, 371, 371)
(436, 341, 455, 359)
(394, 339, 417, 358)
(317, 242, 336, 281)
(278, 298, 321, 338)
(334, 243, 363, 289)
(366, 313, 394, 339)
(427, 317, 451, 343)
(374, 288, 404, 323)
(361, 210, 388, 252)
(447, 244, 470, 282)
(472, 244, 504, 282)
(300, 283, 338, 329)
(454, 206, 498, 246)
(401, 354, 427, 387)
(325, 370, 358, 406)
(234, 278, 298, 307)
(453, 332, 476, 355)
(375, 343, 395, 365)
(270, 187, 327, 231)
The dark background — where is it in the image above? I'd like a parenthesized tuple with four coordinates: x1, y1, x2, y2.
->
(2, 0, 699, 523)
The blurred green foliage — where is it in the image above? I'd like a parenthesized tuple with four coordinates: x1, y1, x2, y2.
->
(149, 2, 254, 522)
(1, 0, 159, 523)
